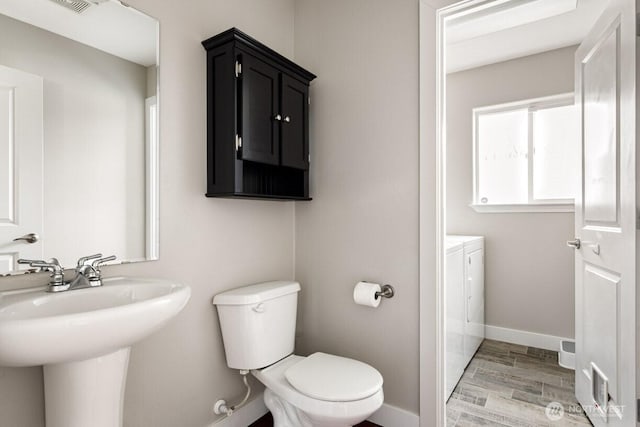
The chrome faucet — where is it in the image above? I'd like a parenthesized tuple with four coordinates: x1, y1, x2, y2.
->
(18, 253, 116, 293)
(70, 253, 116, 290)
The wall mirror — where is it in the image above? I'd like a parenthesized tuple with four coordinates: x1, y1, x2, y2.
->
(0, 0, 159, 275)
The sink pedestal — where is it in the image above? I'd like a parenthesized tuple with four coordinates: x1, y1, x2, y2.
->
(44, 348, 131, 427)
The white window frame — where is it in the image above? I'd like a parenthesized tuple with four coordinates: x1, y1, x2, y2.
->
(471, 93, 576, 213)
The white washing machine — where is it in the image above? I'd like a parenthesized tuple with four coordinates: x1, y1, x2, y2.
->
(445, 235, 485, 399)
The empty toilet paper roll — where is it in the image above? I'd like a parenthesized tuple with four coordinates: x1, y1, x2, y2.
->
(353, 281, 381, 308)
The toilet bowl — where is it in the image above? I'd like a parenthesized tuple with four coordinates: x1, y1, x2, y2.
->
(253, 354, 384, 427)
(212, 281, 384, 427)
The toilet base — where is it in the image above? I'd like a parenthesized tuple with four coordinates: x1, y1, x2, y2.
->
(264, 388, 356, 427)
(264, 388, 314, 427)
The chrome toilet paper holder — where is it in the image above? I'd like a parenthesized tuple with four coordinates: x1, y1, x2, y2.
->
(375, 284, 395, 300)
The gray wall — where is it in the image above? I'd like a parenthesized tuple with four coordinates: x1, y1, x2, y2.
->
(0, 13, 147, 267)
(0, 0, 296, 426)
(293, 0, 421, 414)
(446, 46, 577, 338)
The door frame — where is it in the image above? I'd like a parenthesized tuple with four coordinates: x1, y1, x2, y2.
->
(418, 0, 639, 426)
(418, 0, 467, 425)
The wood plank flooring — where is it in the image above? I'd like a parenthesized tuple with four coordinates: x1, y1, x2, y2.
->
(447, 339, 592, 427)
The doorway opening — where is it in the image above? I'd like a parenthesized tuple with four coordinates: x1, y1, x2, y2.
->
(421, 0, 638, 425)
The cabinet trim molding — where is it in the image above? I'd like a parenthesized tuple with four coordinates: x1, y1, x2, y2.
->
(202, 28, 316, 83)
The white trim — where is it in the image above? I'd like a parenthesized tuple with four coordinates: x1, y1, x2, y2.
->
(473, 92, 574, 114)
(368, 403, 420, 427)
(419, 1, 451, 426)
(485, 324, 572, 352)
(205, 397, 418, 427)
(470, 203, 574, 213)
(207, 394, 267, 427)
(145, 95, 159, 261)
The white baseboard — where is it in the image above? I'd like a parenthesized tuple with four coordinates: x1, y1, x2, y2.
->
(208, 393, 267, 427)
(485, 325, 572, 352)
(368, 403, 419, 427)
(206, 392, 418, 427)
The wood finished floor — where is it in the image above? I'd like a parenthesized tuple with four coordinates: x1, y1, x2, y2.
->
(447, 339, 592, 427)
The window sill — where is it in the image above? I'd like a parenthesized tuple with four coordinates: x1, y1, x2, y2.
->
(470, 203, 575, 213)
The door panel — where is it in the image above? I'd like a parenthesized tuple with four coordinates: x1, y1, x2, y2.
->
(281, 75, 309, 170)
(583, 27, 619, 225)
(583, 264, 620, 402)
(240, 54, 280, 165)
(0, 65, 43, 272)
(0, 85, 15, 224)
(0, 254, 13, 272)
(574, 1, 635, 425)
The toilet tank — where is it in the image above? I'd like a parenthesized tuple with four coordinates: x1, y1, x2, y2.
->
(212, 281, 301, 370)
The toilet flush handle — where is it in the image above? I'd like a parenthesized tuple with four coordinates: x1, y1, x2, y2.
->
(252, 303, 265, 313)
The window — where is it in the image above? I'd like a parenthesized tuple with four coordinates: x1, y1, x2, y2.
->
(472, 93, 579, 212)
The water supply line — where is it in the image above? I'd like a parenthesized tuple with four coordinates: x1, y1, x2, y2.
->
(214, 370, 252, 417)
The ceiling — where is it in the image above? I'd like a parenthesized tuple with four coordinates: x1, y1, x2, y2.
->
(0, 0, 157, 67)
(445, 0, 607, 73)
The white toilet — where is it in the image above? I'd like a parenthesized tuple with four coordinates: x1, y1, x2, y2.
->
(213, 281, 384, 427)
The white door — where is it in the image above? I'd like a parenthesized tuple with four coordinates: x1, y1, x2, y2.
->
(573, 0, 636, 425)
(0, 65, 43, 273)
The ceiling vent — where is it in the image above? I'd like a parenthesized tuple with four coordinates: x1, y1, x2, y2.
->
(48, 0, 108, 14)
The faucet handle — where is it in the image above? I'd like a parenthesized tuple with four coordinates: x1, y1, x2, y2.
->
(91, 255, 116, 269)
(17, 258, 47, 272)
(17, 258, 46, 264)
(76, 253, 102, 268)
(18, 257, 62, 271)
(18, 258, 65, 285)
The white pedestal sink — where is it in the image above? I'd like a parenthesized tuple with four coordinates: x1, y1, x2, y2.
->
(0, 277, 191, 427)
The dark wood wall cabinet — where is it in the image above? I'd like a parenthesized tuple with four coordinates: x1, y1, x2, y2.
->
(202, 28, 316, 200)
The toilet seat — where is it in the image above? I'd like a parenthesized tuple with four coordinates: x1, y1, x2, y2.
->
(284, 352, 383, 402)
(252, 354, 384, 424)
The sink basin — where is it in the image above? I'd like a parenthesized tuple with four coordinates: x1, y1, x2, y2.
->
(0, 276, 190, 366)
(0, 276, 191, 427)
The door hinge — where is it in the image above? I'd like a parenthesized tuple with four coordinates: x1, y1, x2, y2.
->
(308, 154, 311, 163)
(235, 61, 242, 78)
(235, 134, 242, 151)
(637, 399, 639, 422)
(637, 13, 640, 37)
(308, 96, 311, 105)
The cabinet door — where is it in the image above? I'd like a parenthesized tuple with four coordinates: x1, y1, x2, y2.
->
(280, 74, 309, 170)
(239, 54, 280, 165)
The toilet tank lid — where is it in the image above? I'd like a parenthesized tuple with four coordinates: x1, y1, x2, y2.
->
(212, 281, 300, 305)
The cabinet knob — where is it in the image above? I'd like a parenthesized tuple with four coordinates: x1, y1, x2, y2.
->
(274, 114, 282, 121)
(284, 116, 291, 123)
